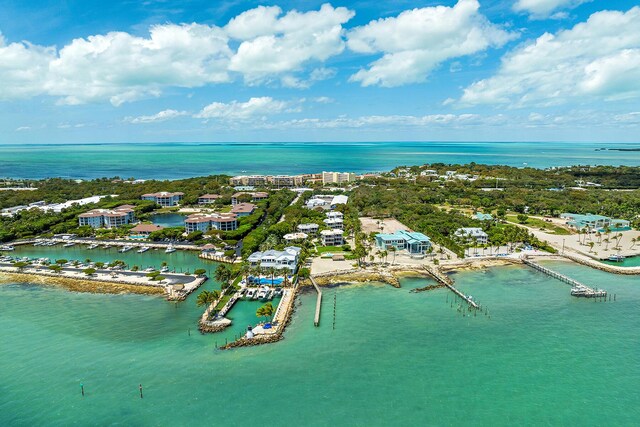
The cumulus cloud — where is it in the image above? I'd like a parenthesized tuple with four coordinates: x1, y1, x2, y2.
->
(513, 0, 591, 19)
(194, 97, 288, 120)
(126, 109, 189, 124)
(459, 6, 640, 106)
(346, 0, 515, 87)
(0, 33, 56, 100)
(227, 4, 354, 84)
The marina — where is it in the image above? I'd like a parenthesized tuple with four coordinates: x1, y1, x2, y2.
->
(523, 258, 607, 298)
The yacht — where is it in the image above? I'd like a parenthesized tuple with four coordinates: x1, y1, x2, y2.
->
(160, 266, 169, 273)
(257, 286, 270, 301)
(165, 245, 176, 254)
(0, 245, 15, 251)
(245, 288, 257, 299)
(62, 242, 75, 248)
(137, 246, 150, 253)
(119, 245, 134, 253)
(144, 267, 156, 272)
(608, 254, 625, 262)
(87, 243, 99, 250)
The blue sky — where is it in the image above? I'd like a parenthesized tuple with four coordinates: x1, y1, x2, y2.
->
(1, 0, 639, 143)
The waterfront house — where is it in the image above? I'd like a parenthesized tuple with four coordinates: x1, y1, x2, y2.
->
(283, 232, 308, 242)
(454, 227, 488, 245)
(560, 213, 631, 231)
(320, 229, 344, 246)
(247, 246, 301, 272)
(375, 230, 431, 254)
(297, 223, 319, 234)
(141, 192, 184, 207)
(184, 213, 238, 233)
(306, 194, 348, 210)
(197, 194, 221, 205)
(323, 211, 344, 229)
(231, 202, 256, 217)
(78, 205, 135, 228)
(130, 223, 164, 236)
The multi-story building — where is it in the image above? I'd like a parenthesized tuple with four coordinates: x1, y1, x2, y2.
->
(321, 229, 344, 246)
(230, 175, 304, 187)
(454, 227, 488, 245)
(141, 192, 184, 207)
(247, 247, 301, 272)
(198, 194, 221, 205)
(231, 202, 256, 217)
(322, 171, 356, 185)
(231, 192, 268, 205)
(78, 205, 136, 229)
(375, 230, 431, 254)
(184, 213, 238, 233)
(560, 213, 631, 231)
(297, 223, 319, 234)
(323, 211, 344, 229)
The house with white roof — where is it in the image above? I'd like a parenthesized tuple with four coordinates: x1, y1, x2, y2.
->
(247, 246, 301, 272)
(454, 227, 488, 245)
(320, 229, 344, 246)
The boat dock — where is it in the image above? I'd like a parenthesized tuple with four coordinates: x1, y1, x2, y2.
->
(310, 277, 322, 327)
(422, 265, 480, 309)
(523, 258, 607, 298)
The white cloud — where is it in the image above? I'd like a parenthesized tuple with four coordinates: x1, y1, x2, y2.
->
(126, 109, 189, 124)
(194, 97, 288, 120)
(313, 96, 334, 103)
(346, 0, 515, 87)
(228, 4, 354, 84)
(513, 0, 591, 19)
(0, 33, 56, 100)
(460, 6, 640, 106)
(15, 126, 31, 131)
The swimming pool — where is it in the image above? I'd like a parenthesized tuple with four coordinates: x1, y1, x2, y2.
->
(249, 277, 284, 285)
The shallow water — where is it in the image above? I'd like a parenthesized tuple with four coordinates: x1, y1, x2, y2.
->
(1, 262, 639, 425)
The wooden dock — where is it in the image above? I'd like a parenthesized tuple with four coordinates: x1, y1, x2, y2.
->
(310, 277, 322, 327)
(523, 258, 607, 298)
(422, 265, 480, 309)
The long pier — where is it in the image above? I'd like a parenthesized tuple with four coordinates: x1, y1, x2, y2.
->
(422, 265, 480, 309)
(523, 258, 607, 298)
(310, 277, 322, 327)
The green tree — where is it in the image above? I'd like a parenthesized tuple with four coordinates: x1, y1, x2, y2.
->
(83, 268, 96, 276)
(196, 290, 220, 307)
(256, 302, 274, 322)
(517, 214, 529, 224)
(214, 264, 232, 286)
(48, 265, 62, 273)
(55, 259, 68, 266)
(194, 268, 207, 277)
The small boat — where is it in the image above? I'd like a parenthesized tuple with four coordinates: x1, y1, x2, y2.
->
(160, 266, 169, 273)
(119, 245, 134, 253)
(87, 243, 99, 250)
(63, 242, 75, 247)
(608, 254, 625, 262)
(273, 288, 284, 298)
(165, 245, 176, 254)
(257, 286, 269, 301)
(144, 267, 156, 272)
(0, 245, 15, 251)
(137, 246, 150, 253)
(246, 288, 257, 299)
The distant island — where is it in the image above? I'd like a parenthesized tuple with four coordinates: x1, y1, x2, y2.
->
(596, 148, 640, 151)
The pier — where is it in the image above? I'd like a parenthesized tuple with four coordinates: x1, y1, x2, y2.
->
(310, 277, 322, 327)
(523, 258, 607, 298)
(422, 265, 480, 309)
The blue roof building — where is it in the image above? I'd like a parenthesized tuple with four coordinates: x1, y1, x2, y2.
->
(474, 213, 493, 221)
(375, 230, 431, 254)
(560, 213, 630, 231)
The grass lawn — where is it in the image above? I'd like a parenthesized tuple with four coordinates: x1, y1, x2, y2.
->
(506, 215, 571, 235)
(316, 245, 349, 254)
(215, 293, 232, 311)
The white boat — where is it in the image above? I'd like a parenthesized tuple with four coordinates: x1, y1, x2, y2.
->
(119, 245, 134, 253)
(137, 246, 150, 253)
(257, 286, 269, 300)
(144, 267, 156, 272)
(87, 243, 99, 250)
(246, 288, 257, 299)
(165, 245, 176, 253)
(63, 242, 75, 247)
(0, 245, 15, 251)
(160, 266, 169, 273)
(608, 254, 625, 262)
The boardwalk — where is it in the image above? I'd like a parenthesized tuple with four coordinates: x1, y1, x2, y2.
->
(422, 265, 480, 309)
(310, 277, 322, 327)
(523, 258, 607, 298)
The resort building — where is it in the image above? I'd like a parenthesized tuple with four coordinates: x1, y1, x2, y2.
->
(141, 192, 184, 207)
(297, 223, 319, 234)
(231, 191, 268, 205)
(230, 175, 304, 187)
(197, 194, 221, 205)
(247, 246, 301, 272)
(231, 202, 256, 217)
(184, 213, 238, 233)
(78, 205, 136, 228)
(454, 227, 488, 245)
(322, 171, 356, 185)
(130, 224, 164, 236)
(375, 230, 431, 254)
(560, 213, 631, 231)
(323, 211, 344, 229)
(320, 229, 344, 246)
(474, 213, 494, 221)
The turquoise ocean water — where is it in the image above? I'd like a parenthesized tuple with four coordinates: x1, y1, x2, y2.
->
(2, 261, 639, 426)
(1, 141, 639, 179)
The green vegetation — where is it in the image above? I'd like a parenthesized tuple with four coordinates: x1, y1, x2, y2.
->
(505, 215, 571, 235)
(256, 302, 274, 322)
(196, 290, 220, 308)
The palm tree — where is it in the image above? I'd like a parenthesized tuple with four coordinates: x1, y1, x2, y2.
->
(630, 237, 637, 249)
(196, 290, 220, 307)
(214, 264, 232, 288)
(267, 267, 277, 285)
(588, 242, 594, 253)
(256, 302, 274, 323)
(603, 238, 610, 251)
(279, 268, 290, 287)
(389, 246, 397, 265)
